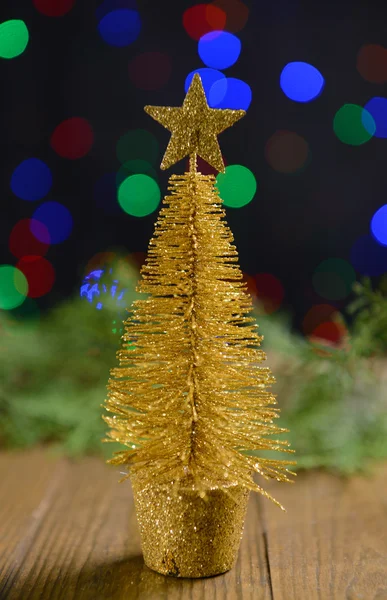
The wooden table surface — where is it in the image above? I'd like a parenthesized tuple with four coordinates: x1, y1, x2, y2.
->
(1, 450, 387, 600)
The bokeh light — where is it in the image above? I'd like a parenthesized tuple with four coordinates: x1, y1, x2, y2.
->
(183, 4, 226, 40)
(280, 62, 324, 102)
(116, 129, 159, 165)
(50, 117, 94, 159)
(118, 174, 161, 217)
(0, 20, 29, 59)
(16, 256, 55, 298)
(265, 130, 309, 173)
(198, 31, 241, 70)
(97, 9, 141, 47)
(0, 265, 28, 310)
(31, 201, 73, 244)
(363, 97, 387, 138)
(216, 165, 256, 208)
(84, 251, 117, 275)
(310, 321, 346, 345)
(212, 0, 249, 33)
(11, 158, 52, 201)
(33, 0, 76, 17)
(186, 154, 227, 175)
(254, 273, 284, 315)
(117, 159, 157, 188)
(333, 104, 375, 145)
(94, 173, 122, 215)
(242, 273, 257, 298)
(312, 258, 356, 301)
(302, 304, 339, 336)
(80, 268, 126, 310)
(9, 219, 50, 259)
(185, 68, 225, 100)
(357, 44, 387, 83)
(96, 0, 137, 19)
(371, 204, 387, 246)
(128, 52, 171, 91)
(209, 77, 252, 109)
(350, 234, 387, 276)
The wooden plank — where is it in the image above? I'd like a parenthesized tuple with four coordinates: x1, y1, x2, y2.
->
(2, 451, 271, 600)
(0, 450, 59, 591)
(259, 467, 387, 600)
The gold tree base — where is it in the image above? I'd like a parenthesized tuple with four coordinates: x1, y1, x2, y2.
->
(132, 478, 250, 578)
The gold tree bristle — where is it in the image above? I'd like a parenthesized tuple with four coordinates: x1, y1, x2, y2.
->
(104, 164, 295, 503)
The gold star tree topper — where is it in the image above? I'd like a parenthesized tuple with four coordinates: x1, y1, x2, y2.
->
(145, 73, 245, 173)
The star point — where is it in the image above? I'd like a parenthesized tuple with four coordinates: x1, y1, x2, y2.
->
(144, 73, 245, 173)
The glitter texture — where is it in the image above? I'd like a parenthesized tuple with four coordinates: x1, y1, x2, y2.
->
(132, 477, 250, 577)
(104, 158, 294, 503)
(104, 75, 295, 578)
(144, 73, 245, 173)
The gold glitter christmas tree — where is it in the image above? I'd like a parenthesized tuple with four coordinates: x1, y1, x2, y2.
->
(103, 74, 295, 578)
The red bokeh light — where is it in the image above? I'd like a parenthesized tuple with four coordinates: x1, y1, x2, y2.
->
(128, 52, 172, 91)
(183, 4, 226, 40)
(185, 155, 227, 175)
(9, 219, 50, 259)
(242, 273, 257, 298)
(254, 273, 284, 314)
(265, 130, 309, 174)
(50, 117, 94, 160)
(212, 0, 249, 33)
(310, 321, 346, 345)
(16, 256, 55, 298)
(302, 304, 338, 336)
(357, 44, 387, 83)
(84, 252, 117, 275)
(33, 0, 76, 17)
(129, 252, 147, 270)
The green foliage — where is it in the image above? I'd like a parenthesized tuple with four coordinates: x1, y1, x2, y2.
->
(1, 269, 387, 474)
(256, 304, 387, 474)
(348, 276, 387, 357)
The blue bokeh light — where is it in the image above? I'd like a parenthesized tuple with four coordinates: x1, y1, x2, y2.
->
(31, 201, 73, 245)
(371, 204, 387, 246)
(94, 173, 121, 215)
(363, 97, 387, 138)
(96, 0, 137, 21)
(80, 268, 126, 309)
(11, 158, 52, 201)
(209, 78, 252, 110)
(280, 62, 325, 102)
(185, 68, 225, 100)
(97, 9, 141, 47)
(198, 31, 241, 70)
(350, 234, 387, 276)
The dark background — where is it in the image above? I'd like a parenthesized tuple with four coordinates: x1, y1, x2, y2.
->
(2, 0, 386, 331)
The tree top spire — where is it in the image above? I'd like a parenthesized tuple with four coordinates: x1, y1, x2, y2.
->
(144, 73, 245, 173)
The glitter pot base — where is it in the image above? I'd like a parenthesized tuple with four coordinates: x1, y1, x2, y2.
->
(131, 478, 250, 578)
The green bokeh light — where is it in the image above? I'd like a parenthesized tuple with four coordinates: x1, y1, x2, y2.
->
(333, 104, 375, 145)
(0, 20, 29, 59)
(216, 165, 257, 208)
(118, 174, 161, 217)
(313, 258, 356, 301)
(116, 159, 157, 189)
(0, 265, 28, 310)
(116, 130, 159, 165)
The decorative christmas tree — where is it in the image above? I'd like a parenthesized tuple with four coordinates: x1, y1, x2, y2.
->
(103, 74, 295, 578)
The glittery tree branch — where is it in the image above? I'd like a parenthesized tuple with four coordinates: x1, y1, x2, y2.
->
(104, 155, 295, 508)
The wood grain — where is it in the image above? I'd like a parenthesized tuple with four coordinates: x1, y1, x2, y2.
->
(1, 451, 387, 599)
(0, 452, 270, 600)
(260, 468, 387, 600)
